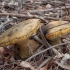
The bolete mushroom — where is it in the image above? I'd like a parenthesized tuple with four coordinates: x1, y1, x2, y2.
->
(45, 21, 70, 49)
(0, 19, 40, 59)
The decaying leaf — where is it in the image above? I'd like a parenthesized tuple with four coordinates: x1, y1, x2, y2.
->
(45, 4, 52, 9)
(55, 61, 70, 69)
(20, 61, 36, 70)
(40, 64, 48, 70)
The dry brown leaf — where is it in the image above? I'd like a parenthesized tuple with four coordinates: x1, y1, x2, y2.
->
(40, 64, 48, 70)
(45, 4, 52, 9)
(20, 61, 36, 70)
(55, 61, 70, 69)
(4, 57, 11, 62)
(0, 47, 5, 55)
(36, 6, 43, 10)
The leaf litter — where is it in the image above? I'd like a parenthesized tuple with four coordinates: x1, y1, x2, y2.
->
(0, 0, 70, 70)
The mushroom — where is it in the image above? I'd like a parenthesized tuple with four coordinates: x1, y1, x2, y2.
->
(45, 21, 70, 49)
(0, 19, 41, 59)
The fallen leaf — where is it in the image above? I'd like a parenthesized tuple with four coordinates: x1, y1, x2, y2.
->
(40, 64, 48, 70)
(0, 47, 5, 55)
(55, 60, 70, 69)
(36, 6, 43, 10)
(20, 61, 36, 70)
(45, 4, 52, 9)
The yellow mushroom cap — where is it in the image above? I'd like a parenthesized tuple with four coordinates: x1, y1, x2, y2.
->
(0, 19, 40, 47)
(46, 21, 70, 40)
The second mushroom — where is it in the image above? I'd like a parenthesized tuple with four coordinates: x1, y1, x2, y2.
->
(45, 21, 70, 49)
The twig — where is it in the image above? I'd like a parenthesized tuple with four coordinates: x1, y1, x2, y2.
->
(0, 13, 48, 23)
(38, 57, 52, 69)
(45, 17, 59, 20)
(39, 26, 50, 46)
(39, 26, 53, 56)
(29, 6, 70, 13)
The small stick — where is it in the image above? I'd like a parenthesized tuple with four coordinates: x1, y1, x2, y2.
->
(39, 26, 53, 56)
(38, 57, 52, 69)
(29, 6, 70, 13)
(0, 13, 48, 23)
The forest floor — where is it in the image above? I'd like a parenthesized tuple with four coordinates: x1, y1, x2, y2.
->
(0, 0, 70, 70)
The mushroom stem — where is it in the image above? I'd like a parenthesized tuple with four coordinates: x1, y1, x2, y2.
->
(48, 38, 61, 49)
(32, 35, 44, 44)
(14, 38, 39, 59)
(48, 38, 62, 56)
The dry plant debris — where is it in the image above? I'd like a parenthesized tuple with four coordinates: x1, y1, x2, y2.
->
(0, 0, 70, 70)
